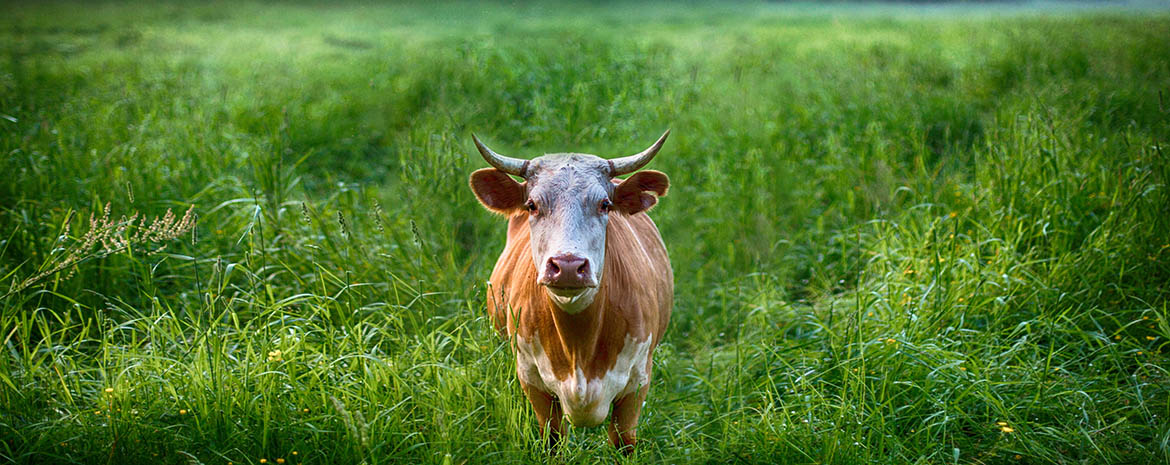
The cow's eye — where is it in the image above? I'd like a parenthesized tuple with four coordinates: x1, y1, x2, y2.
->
(600, 199, 613, 213)
(525, 199, 538, 214)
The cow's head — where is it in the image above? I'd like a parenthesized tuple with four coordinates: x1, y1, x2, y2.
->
(469, 131, 670, 313)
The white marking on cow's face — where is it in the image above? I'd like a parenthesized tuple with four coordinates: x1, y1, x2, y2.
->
(514, 332, 653, 427)
(523, 154, 613, 313)
(546, 287, 600, 314)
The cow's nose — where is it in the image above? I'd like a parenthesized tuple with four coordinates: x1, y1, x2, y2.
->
(543, 254, 591, 288)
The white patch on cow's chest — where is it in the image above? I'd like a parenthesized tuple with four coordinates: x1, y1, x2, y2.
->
(514, 333, 652, 427)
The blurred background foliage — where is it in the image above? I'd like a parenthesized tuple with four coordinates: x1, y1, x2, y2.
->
(1, 1, 1168, 464)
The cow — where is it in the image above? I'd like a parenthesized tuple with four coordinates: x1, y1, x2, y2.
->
(468, 131, 674, 454)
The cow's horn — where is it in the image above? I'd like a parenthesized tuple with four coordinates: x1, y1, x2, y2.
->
(609, 130, 670, 176)
(473, 134, 528, 176)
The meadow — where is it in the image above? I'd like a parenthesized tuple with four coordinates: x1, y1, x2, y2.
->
(2, 1, 1169, 463)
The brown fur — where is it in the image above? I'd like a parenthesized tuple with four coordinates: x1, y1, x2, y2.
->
(487, 210, 672, 378)
(485, 205, 672, 453)
(474, 149, 674, 452)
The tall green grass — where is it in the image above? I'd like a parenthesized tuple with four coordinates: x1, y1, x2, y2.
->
(2, 1, 1168, 463)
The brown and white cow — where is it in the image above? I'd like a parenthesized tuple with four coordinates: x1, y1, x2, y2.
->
(468, 132, 674, 453)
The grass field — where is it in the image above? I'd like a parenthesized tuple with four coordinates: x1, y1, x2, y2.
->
(2, 1, 1170, 463)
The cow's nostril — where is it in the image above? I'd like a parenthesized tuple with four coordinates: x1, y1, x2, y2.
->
(577, 260, 589, 276)
(548, 261, 560, 275)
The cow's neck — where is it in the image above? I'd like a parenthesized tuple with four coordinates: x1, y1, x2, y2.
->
(545, 285, 608, 365)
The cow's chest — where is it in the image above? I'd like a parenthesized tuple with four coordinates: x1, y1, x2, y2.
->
(513, 333, 652, 427)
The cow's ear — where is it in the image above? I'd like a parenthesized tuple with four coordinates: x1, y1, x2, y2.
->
(613, 170, 669, 214)
(470, 168, 526, 214)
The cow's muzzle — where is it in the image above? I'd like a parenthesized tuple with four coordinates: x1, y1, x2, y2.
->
(540, 253, 596, 291)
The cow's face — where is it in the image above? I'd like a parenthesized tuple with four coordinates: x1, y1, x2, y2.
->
(469, 133, 670, 313)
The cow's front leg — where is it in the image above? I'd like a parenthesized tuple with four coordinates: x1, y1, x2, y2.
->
(520, 380, 564, 450)
(607, 384, 649, 455)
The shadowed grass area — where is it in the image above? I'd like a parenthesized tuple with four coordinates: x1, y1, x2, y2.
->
(1, 1, 1169, 464)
